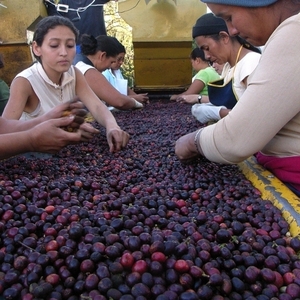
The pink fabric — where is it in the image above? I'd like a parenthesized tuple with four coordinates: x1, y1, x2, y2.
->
(256, 152, 300, 190)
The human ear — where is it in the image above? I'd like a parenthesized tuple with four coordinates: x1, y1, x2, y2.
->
(219, 31, 230, 43)
(32, 41, 42, 57)
(98, 51, 106, 61)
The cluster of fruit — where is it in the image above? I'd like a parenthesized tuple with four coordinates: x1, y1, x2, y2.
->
(0, 100, 300, 300)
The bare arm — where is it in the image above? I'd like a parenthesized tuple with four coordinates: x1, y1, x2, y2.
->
(2, 77, 33, 119)
(182, 79, 205, 95)
(0, 117, 73, 159)
(74, 68, 130, 152)
(83, 68, 143, 109)
(0, 115, 99, 160)
(1, 99, 89, 132)
(175, 94, 210, 104)
(170, 79, 205, 101)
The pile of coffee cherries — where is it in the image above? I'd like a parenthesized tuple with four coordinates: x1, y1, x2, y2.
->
(0, 100, 300, 300)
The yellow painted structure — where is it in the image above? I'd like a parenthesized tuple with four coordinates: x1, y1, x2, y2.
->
(118, 0, 206, 91)
(0, 0, 47, 85)
(0, 0, 206, 90)
(0, 43, 33, 86)
(133, 41, 193, 90)
(239, 156, 300, 237)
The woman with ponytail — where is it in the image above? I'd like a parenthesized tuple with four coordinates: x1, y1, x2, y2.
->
(75, 34, 148, 110)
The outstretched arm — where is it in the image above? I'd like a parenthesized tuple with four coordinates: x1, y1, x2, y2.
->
(75, 68, 130, 152)
(0, 115, 98, 160)
(170, 79, 205, 102)
(0, 99, 99, 160)
(83, 68, 145, 110)
(128, 88, 149, 104)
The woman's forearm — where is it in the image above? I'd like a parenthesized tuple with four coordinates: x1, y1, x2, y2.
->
(91, 104, 120, 130)
(0, 131, 34, 159)
(0, 117, 45, 134)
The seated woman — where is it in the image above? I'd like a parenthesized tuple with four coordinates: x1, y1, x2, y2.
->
(102, 42, 149, 105)
(170, 47, 220, 103)
(175, 0, 300, 196)
(75, 35, 148, 110)
(2, 16, 129, 153)
(190, 13, 261, 124)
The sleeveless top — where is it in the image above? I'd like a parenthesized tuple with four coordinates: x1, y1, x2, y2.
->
(16, 62, 76, 120)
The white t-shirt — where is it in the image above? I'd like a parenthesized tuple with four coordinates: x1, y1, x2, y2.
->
(221, 51, 261, 100)
(75, 61, 94, 75)
(102, 69, 128, 96)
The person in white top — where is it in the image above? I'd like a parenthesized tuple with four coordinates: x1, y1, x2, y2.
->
(102, 42, 149, 104)
(175, 0, 300, 196)
(190, 13, 261, 124)
(169, 47, 220, 104)
(75, 35, 148, 110)
(3, 16, 129, 153)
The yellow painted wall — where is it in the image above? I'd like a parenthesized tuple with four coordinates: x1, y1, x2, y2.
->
(133, 41, 192, 90)
(0, 0, 206, 89)
(118, 0, 206, 91)
(0, 0, 47, 85)
(0, 0, 46, 43)
(118, 0, 206, 42)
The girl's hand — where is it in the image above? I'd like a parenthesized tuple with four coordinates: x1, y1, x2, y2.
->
(78, 122, 100, 141)
(106, 127, 130, 152)
(170, 94, 179, 101)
